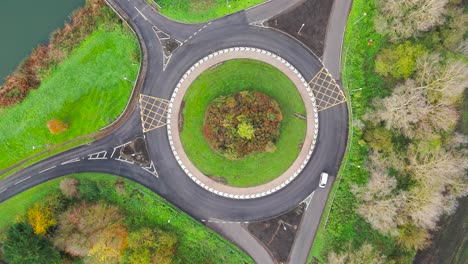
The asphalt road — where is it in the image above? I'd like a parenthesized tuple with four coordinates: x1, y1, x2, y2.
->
(0, 0, 350, 263)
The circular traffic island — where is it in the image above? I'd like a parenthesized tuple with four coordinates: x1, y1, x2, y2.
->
(180, 59, 307, 187)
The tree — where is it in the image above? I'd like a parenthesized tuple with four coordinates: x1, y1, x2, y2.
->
(53, 202, 128, 260)
(368, 54, 467, 138)
(2, 222, 61, 264)
(441, 5, 468, 53)
(375, 0, 449, 41)
(415, 53, 468, 103)
(328, 243, 387, 264)
(363, 126, 393, 152)
(375, 42, 426, 79)
(59, 178, 80, 198)
(27, 202, 56, 235)
(122, 228, 178, 264)
(352, 165, 406, 235)
(370, 80, 428, 138)
(396, 224, 431, 250)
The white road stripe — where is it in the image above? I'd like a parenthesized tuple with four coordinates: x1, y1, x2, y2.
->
(38, 166, 56, 174)
(134, 7, 148, 21)
(61, 158, 80, 165)
(0, 188, 7, 193)
(14, 176, 31, 185)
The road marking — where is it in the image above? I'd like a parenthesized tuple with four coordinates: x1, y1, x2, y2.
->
(0, 188, 7, 194)
(303, 191, 315, 209)
(116, 157, 134, 164)
(61, 158, 81, 165)
(111, 141, 132, 158)
(38, 166, 56, 174)
(87, 151, 108, 160)
(142, 161, 159, 178)
(134, 7, 148, 21)
(182, 21, 212, 44)
(14, 176, 31, 185)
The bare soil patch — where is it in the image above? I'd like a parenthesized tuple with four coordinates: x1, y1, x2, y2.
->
(247, 203, 305, 262)
(266, 0, 334, 57)
(121, 137, 151, 166)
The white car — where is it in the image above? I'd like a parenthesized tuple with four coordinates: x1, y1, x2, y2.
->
(319, 172, 329, 188)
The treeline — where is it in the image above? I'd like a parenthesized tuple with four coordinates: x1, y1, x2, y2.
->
(327, 0, 467, 262)
(0, 0, 120, 107)
(1, 178, 177, 264)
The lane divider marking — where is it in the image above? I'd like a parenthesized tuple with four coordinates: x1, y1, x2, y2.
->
(0, 188, 7, 193)
(38, 166, 56, 174)
(61, 158, 81, 165)
(14, 176, 31, 185)
(134, 7, 148, 21)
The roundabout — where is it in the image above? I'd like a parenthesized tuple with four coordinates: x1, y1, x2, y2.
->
(0, 0, 349, 224)
(0, 1, 351, 263)
(167, 47, 319, 199)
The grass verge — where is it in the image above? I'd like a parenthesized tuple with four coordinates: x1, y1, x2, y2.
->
(0, 173, 253, 263)
(181, 59, 306, 187)
(148, 0, 264, 23)
(0, 26, 139, 171)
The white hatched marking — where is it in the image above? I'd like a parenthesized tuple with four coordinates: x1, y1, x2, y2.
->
(87, 151, 108, 160)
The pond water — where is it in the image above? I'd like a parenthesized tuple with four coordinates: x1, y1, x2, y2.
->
(0, 0, 85, 84)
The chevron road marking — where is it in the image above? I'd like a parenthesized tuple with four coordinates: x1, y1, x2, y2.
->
(142, 161, 159, 178)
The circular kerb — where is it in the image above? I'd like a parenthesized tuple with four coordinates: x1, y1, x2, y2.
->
(167, 47, 319, 199)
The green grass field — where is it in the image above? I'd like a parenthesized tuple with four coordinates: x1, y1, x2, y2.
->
(149, 0, 264, 23)
(181, 59, 306, 187)
(0, 26, 139, 171)
(0, 173, 252, 263)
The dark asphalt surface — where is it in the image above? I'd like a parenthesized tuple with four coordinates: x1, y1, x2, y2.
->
(0, 0, 349, 262)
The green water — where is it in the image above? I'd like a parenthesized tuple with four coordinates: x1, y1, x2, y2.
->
(0, 0, 85, 84)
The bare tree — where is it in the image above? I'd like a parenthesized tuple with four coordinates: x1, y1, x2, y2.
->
(59, 178, 80, 198)
(353, 165, 407, 235)
(372, 80, 428, 138)
(376, 0, 449, 41)
(415, 53, 468, 103)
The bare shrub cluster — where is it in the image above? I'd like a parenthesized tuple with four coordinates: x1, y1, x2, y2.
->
(375, 0, 449, 41)
(203, 91, 283, 159)
(357, 52, 467, 250)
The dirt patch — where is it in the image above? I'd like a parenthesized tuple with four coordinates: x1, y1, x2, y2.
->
(178, 100, 185, 133)
(266, 0, 334, 57)
(414, 196, 468, 264)
(247, 203, 305, 262)
(162, 39, 180, 56)
(206, 175, 228, 184)
(190, 0, 215, 14)
(121, 137, 151, 166)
